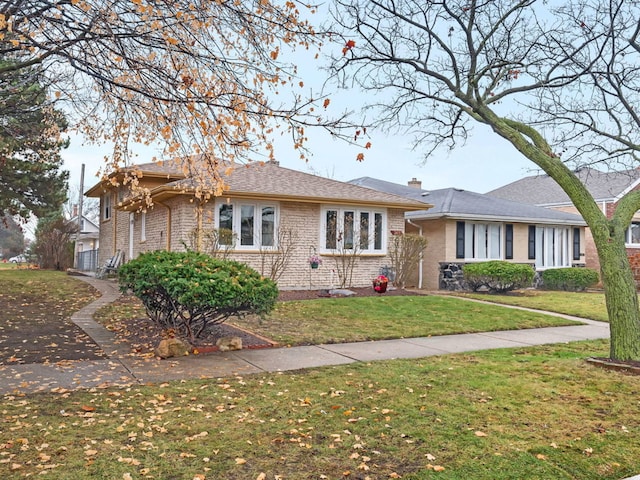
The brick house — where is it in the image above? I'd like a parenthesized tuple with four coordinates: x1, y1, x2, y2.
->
(487, 167, 640, 277)
(85, 160, 432, 289)
(349, 177, 587, 290)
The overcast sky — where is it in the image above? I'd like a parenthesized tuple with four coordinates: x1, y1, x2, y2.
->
(63, 120, 538, 203)
(61, 9, 542, 203)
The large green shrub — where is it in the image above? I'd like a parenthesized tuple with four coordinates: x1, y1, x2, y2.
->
(118, 251, 278, 340)
(463, 261, 534, 293)
(541, 268, 600, 292)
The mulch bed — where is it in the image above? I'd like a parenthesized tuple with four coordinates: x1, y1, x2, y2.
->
(277, 286, 422, 301)
(586, 357, 640, 375)
(117, 313, 277, 356)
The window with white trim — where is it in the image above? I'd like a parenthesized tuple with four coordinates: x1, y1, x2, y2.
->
(626, 221, 640, 246)
(102, 193, 112, 221)
(215, 201, 278, 249)
(533, 226, 571, 268)
(321, 207, 386, 253)
(140, 212, 146, 242)
(456, 221, 502, 260)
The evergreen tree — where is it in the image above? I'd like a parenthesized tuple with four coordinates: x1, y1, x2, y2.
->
(0, 54, 69, 220)
(0, 216, 25, 259)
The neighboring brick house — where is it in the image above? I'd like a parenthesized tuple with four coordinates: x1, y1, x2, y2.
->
(487, 167, 640, 276)
(349, 177, 587, 291)
(85, 160, 432, 289)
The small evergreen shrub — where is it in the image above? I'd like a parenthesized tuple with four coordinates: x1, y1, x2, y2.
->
(463, 261, 534, 293)
(541, 268, 599, 291)
(118, 251, 278, 340)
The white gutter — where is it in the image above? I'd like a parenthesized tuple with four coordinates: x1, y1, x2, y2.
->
(405, 212, 586, 226)
(406, 218, 423, 289)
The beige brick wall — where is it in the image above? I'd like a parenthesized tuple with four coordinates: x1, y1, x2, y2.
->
(106, 197, 407, 290)
(405, 218, 446, 291)
(405, 218, 586, 291)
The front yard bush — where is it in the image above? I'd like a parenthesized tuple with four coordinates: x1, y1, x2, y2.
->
(118, 251, 278, 340)
(541, 267, 600, 291)
(463, 261, 534, 293)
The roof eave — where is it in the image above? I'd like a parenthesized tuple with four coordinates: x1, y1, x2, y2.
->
(406, 211, 585, 225)
(116, 186, 433, 211)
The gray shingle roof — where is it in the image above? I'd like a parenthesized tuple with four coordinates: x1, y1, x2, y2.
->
(349, 177, 585, 225)
(91, 160, 432, 210)
(486, 167, 640, 206)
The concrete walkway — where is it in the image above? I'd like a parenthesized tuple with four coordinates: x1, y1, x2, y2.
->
(0, 276, 610, 395)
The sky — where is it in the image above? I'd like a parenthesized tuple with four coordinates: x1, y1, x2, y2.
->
(60, 7, 541, 204)
(63, 114, 537, 204)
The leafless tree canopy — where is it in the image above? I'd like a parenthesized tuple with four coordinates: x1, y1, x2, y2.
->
(327, 0, 640, 361)
(329, 0, 640, 168)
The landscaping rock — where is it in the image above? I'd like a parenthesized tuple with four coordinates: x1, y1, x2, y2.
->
(155, 338, 190, 358)
(216, 336, 243, 352)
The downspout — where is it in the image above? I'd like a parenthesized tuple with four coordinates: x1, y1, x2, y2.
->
(155, 200, 172, 251)
(406, 218, 423, 289)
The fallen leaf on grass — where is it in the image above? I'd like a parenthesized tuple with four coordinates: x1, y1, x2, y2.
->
(474, 431, 487, 437)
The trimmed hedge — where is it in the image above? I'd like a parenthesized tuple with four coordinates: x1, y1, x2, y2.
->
(118, 250, 278, 340)
(463, 261, 534, 293)
(541, 268, 600, 291)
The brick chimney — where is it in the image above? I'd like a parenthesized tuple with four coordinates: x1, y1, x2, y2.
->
(407, 177, 422, 189)
(72, 204, 78, 218)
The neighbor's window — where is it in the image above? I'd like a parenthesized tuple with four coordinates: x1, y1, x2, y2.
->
(216, 201, 278, 249)
(456, 221, 502, 260)
(627, 222, 640, 245)
(322, 207, 387, 253)
(533, 226, 571, 269)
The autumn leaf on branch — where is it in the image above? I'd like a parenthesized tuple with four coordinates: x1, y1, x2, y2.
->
(342, 39, 356, 55)
(2, 0, 351, 200)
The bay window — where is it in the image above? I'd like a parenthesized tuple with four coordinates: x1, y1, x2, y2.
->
(216, 201, 278, 249)
(322, 207, 387, 253)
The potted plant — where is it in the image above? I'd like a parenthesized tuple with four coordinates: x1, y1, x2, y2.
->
(373, 274, 388, 293)
(308, 254, 322, 269)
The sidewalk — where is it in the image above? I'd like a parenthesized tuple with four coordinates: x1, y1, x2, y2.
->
(0, 276, 610, 395)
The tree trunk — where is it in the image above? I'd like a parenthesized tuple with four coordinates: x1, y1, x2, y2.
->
(596, 234, 640, 361)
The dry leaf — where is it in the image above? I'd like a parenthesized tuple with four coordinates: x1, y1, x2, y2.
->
(474, 431, 487, 437)
(235, 458, 246, 465)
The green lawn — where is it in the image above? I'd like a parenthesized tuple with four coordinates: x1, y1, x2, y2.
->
(2, 340, 639, 479)
(3, 271, 634, 479)
(454, 290, 610, 322)
(184, 294, 581, 346)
